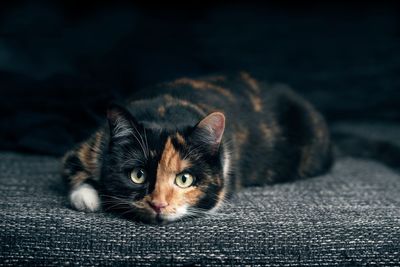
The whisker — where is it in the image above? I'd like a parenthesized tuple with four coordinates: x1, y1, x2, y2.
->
(103, 202, 129, 211)
(143, 127, 149, 158)
(119, 208, 137, 218)
(131, 123, 148, 159)
(99, 194, 129, 200)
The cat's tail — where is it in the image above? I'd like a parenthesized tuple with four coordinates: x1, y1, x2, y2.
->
(332, 132, 400, 172)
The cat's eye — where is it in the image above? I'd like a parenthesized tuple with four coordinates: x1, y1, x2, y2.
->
(130, 168, 147, 184)
(175, 173, 194, 188)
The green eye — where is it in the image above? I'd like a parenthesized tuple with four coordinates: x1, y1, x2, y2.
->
(130, 168, 147, 184)
(175, 173, 194, 188)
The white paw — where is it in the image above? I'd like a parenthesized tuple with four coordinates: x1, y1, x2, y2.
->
(69, 184, 101, 212)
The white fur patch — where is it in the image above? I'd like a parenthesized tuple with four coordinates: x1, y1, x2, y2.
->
(69, 184, 101, 212)
(113, 117, 133, 138)
(163, 205, 188, 222)
(208, 147, 231, 215)
(222, 147, 231, 180)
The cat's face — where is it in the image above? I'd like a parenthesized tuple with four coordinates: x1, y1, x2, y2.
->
(101, 105, 228, 224)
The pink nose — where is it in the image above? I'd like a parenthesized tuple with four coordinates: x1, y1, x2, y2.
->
(148, 201, 168, 213)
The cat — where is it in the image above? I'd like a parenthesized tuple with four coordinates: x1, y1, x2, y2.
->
(62, 72, 332, 224)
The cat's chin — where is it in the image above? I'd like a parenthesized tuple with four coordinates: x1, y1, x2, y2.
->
(145, 205, 190, 224)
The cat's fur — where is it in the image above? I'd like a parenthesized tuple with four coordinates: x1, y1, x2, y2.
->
(62, 72, 332, 224)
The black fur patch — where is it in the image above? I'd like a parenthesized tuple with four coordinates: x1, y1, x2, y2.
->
(62, 72, 332, 223)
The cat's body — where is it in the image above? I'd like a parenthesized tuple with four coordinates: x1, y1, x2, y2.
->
(62, 72, 332, 224)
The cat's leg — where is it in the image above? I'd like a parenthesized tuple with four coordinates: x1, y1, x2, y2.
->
(297, 104, 333, 178)
(276, 87, 333, 178)
(62, 131, 104, 212)
(69, 182, 100, 212)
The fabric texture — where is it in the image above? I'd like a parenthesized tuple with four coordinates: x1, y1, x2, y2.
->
(1, 128, 399, 266)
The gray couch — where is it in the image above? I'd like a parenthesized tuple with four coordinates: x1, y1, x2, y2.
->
(1, 122, 399, 266)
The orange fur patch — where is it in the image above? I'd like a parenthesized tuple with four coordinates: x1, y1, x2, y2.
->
(70, 171, 90, 187)
(235, 126, 249, 146)
(158, 138, 190, 175)
(158, 106, 166, 116)
(248, 92, 262, 112)
(206, 75, 227, 82)
(171, 78, 236, 102)
(163, 95, 206, 116)
(185, 187, 204, 205)
(240, 71, 260, 94)
(175, 133, 186, 145)
(152, 138, 192, 207)
(77, 130, 103, 176)
(260, 122, 280, 144)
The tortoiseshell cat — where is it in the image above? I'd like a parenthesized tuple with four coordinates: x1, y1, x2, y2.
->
(62, 72, 332, 224)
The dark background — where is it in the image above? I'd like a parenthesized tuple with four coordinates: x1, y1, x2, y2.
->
(0, 1, 399, 156)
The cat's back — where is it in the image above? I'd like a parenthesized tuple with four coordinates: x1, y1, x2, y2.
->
(128, 72, 332, 186)
(128, 72, 288, 126)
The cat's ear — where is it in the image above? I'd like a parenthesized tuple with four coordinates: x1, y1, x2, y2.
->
(191, 112, 225, 152)
(107, 104, 139, 139)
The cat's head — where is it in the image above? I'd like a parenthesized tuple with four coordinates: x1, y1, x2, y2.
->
(101, 105, 230, 224)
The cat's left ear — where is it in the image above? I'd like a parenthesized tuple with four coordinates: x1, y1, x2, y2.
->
(107, 104, 139, 139)
(191, 112, 225, 152)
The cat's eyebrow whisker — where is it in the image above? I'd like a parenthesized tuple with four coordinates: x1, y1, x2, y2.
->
(143, 127, 149, 158)
(134, 134, 147, 159)
(183, 145, 203, 160)
(119, 148, 146, 167)
(130, 123, 149, 159)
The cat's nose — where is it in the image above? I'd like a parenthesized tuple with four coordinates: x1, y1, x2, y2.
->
(148, 201, 168, 213)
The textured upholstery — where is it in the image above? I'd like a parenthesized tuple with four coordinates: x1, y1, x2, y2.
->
(1, 149, 399, 266)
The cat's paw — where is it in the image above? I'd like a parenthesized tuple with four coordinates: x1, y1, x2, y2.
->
(69, 183, 101, 212)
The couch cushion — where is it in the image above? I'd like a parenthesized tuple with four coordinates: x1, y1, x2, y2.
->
(1, 152, 399, 266)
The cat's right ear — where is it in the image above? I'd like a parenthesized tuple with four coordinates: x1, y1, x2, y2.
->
(107, 104, 138, 139)
(190, 112, 226, 153)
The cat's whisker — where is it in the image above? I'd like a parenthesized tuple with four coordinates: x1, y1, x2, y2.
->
(130, 123, 149, 159)
(103, 202, 130, 211)
(119, 208, 138, 218)
(100, 198, 130, 204)
(99, 195, 135, 206)
(101, 199, 132, 207)
(143, 127, 149, 158)
(187, 206, 232, 218)
(99, 194, 129, 200)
